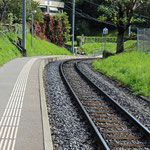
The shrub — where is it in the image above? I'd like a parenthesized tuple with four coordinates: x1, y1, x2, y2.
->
(34, 12, 70, 46)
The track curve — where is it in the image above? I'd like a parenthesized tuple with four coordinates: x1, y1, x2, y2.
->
(60, 59, 150, 149)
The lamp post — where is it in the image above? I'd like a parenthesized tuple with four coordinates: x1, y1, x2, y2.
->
(31, 10, 37, 49)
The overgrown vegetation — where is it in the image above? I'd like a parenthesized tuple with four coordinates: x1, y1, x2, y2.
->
(35, 13, 70, 46)
(1, 0, 43, 23)
(93, 51, 150, 98)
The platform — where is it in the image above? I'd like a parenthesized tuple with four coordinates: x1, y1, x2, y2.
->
(0, 56, 67, 150)
(0, 55, 93, 150)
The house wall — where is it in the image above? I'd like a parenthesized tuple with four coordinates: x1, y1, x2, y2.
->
(34, 0, 64, 15)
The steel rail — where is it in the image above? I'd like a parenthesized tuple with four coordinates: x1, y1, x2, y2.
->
(75, 60, 150, 138)
(60, 59, 110, 150)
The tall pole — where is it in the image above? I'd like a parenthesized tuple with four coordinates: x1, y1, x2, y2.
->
(22, 0, 26, 50)
(47, 0, 50, 14)
(31, 13, 33, 49)
(72, 0, 75, 53)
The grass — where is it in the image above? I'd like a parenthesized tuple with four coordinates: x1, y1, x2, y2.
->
(93, 50, 150, 98)
(0, 32, 72, 66)
(78, 40, 137, 54)
(65, 41, 77, 46)
(26, 33, 72, 56)
(0, 34, 22, 66)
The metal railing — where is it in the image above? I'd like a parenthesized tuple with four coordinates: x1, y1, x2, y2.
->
(137, 28, 150, 52)
(94, 48, 103, 56)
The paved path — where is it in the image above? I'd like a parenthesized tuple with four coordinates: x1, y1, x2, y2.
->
(0, 57, 48, 150)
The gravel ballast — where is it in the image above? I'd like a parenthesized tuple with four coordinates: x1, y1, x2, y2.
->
(78, 60, 150, 130)
(44, 60, 98, 150)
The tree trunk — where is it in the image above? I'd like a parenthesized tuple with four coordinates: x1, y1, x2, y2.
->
(116, 29, 125, 54)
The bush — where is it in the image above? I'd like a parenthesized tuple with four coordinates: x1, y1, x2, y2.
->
(35, 12, 71, 46)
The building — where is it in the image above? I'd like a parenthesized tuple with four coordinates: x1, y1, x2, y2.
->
(34, 0, 64, 15)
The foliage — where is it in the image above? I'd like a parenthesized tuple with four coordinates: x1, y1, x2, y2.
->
(98, 0, 145, 25)
(0, 0, 11, 21)
(62, 0, 102, 36)
(0, 33, 21, 66)
(35, 12, 71, 46)
(98, 0, 148, 53)
(134, 1, 150, 27)
(76, 20, 90, 35)
(6, 0, 43, 24)
(26, 33, 72, 56)
(92, 50, 150, 98)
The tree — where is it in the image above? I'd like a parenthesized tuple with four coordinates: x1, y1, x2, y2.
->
(98, 0, 147, 53)
(6, 0, 43, 24)
(0, 0, 10, 22)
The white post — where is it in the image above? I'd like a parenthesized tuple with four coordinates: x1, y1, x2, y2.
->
(129, 25, 131, 37)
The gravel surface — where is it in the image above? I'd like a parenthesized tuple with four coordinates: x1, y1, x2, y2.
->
(44, 60, 98, 150)
(78, 60, 150, 130)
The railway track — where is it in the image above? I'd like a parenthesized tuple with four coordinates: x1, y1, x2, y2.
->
(60, 59, 150, 150)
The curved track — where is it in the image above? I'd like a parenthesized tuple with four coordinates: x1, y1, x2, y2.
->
(60, 59, 150, 150)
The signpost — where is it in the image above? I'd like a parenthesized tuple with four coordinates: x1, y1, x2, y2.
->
(102, 27, 108, 52)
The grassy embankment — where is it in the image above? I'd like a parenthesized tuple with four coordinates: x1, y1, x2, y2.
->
(26, 33, 72, 56)
(0, 34, 22, 66)
(0, 33, 72, 66)
(93, 50, 150, 98)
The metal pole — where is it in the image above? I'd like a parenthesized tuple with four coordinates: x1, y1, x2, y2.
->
(129, 25, 131, 37)
(22, 0, 26, 50)
(72, 0, 75, 53)
(47, 0, 50, 14)
(143, 29, 145, 51)
(102, 33, 103, 52)
(137, 28, 138, 51)
(31, 13, 33, 49)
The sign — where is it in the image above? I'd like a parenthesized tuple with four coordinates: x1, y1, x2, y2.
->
(103, 27, 108, 35)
